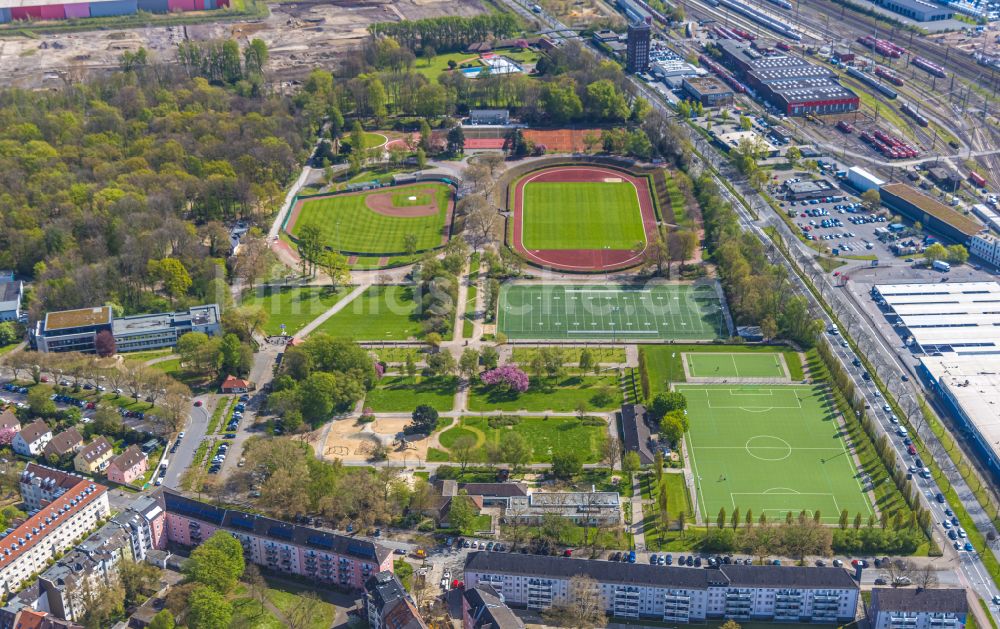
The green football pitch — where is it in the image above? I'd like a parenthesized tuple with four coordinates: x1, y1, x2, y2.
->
(681, 384, 873, 524)
(521, 181, 646, 250)
(289, 183, 450, 254)
(497, 284, 726, 340)
(685, 352, 788, 379)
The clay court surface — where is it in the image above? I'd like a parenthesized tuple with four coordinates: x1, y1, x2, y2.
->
(285, 182, 453, 255)
(322, 417, 438, 463)
(462, 128, 603, 152)
(511, 165, 658, 271)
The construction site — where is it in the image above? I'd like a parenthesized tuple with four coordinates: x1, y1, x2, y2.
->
(0, 0, 489, 88)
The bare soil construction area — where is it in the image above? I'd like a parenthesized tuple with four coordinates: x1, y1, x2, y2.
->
(0, 0, 487, 88)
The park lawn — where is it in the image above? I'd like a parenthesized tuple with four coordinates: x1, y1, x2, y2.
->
(440, 416, 607, 463)
(317, 285, 424, 341)
(522, 181, 646, 250)
(120, 348, 174, 362)
(371, 347, 428, 364)
(361, 131, 387, 148)
(645, 473, 694, 522)
(415, 52, 481, 78)
(241, 285, 352, 336)
(511, 347, 627, 365)
(291, 183, 450, 254)
(467, 375, 622, 412)
(265, 587, 336, 629)
(364, 376, 458, 412)
(230, 586, 286, 629)
(641, 344, 803, 396)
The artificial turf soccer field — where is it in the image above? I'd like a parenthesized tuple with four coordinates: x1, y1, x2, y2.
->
(685, 352, 789, 379)
(288, 183, 450, 254)
(497, 284, 726, 340)
(681, 384, 873, 524)
(521, 181, 646, 250)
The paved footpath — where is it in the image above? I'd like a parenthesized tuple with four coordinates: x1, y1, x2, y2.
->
(296, 283, 370, 339)
(631, 474, 646, 550)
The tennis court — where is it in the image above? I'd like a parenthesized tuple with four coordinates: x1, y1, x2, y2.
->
(685, 352, 789, 379)
(497, 284, 726, 340)
(681, 384, 873, 524)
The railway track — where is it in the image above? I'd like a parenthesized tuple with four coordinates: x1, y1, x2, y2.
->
(796, 0, 1000, 93)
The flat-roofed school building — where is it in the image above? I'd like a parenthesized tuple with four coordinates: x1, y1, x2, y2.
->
(32, 304, 220, 354)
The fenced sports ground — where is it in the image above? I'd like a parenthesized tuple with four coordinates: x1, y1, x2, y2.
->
(684, 352, 790, 380)
(497, 284, 727, 341)
(284, 181, 454, 255)
(681, 384, 874, 525)
(509, 165, 659, 272)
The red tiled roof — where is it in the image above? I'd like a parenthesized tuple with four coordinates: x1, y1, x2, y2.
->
(0, 478, 107, 571)
(221, 375, 250, 390)
(14, 609, 46, 629)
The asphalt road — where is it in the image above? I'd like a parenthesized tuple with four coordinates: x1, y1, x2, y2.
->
(163, 395, 210, 490)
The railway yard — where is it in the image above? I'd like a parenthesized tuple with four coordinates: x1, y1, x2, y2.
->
(661, 0, 1000, 194)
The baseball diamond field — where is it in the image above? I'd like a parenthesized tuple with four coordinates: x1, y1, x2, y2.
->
(284, 182, 454, 255)
(510, 165, 659, 272)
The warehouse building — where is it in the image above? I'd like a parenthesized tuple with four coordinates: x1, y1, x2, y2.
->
(920, 354, 1000, 484)
(0, 0, 229, 22)
(464, 552, 858, 624)
(871, 0, 953, 21)
(784, 179, 837, 201)
(682, 76, 734, 107)
(879, 183, 983, 244)
(716, 40, 858, 116)
(968, 232, 1000, 267)
(871, 281, 1000, 354)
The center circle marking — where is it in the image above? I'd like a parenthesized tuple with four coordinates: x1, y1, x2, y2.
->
(745, 435, 792, 461)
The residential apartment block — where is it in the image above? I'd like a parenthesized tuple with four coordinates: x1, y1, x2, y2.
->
(19, 465, 89, 511)
(0, 494, 164, 626)
(32, 304, 221, 354)
(365, 571, 427, 629)
(463, 584, 524, 629)
(162, 490, 393, 590)
(869, 588, 967, 629)
(464, 552, 858, 624)
(0, 476, 108, 596)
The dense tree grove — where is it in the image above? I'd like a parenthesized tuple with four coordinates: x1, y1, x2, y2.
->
(696, 174, 822, 347)
(368, 15, 520, 54)
(268, 334, 376, 428)
(0, 49, 308, 317)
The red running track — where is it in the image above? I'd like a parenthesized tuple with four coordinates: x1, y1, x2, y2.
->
(511, 166, 658, 272)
